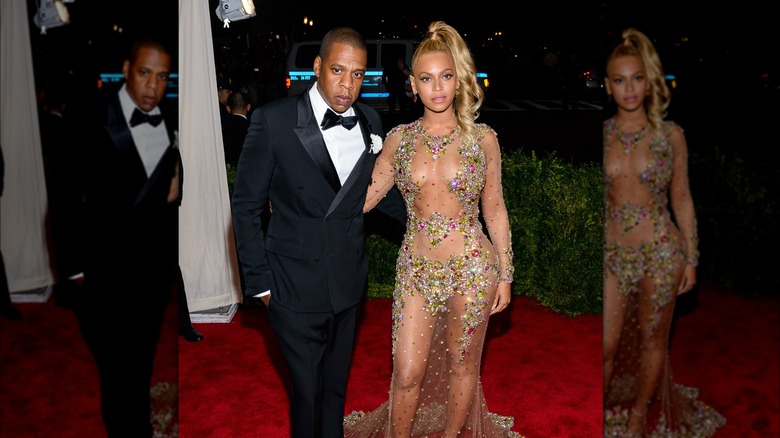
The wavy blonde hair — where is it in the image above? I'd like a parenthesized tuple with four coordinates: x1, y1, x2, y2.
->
(606, 28, 670, 130)
(412, 21, 484, 146)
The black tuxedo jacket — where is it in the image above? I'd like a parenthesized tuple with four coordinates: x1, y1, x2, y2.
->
(81, 92, 181, 287)
(232, 88, 405, 313)
(222, 113, 250, 168)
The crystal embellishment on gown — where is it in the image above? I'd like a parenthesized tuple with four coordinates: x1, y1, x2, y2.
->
(344, 119, 522, 437)
(607, 118, 649, 155)
(418, 122, 459, 161)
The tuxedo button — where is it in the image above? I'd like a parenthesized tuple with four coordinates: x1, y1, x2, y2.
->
(314, 257, 321, 262)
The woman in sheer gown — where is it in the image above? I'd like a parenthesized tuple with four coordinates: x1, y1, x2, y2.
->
(343, 21, 522, 438)
(602, 28, 726, 437)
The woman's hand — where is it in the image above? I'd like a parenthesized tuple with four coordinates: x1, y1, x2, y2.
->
(677, 264, 697, 295)
(490, 282, 512, 315)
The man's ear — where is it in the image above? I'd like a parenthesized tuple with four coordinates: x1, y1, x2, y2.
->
(122, 60, 130, 79)
(313, 56, 322, 78)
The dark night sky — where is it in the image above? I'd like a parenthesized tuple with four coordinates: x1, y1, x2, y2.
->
(28, 1, 777, 108)
(206, 1, 777, 88)
(28, 0, 178, 82)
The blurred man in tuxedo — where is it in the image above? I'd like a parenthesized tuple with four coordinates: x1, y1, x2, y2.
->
(75, 35, 181, 437)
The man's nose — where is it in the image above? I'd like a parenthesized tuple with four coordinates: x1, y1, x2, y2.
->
(149, 76, 162, 90)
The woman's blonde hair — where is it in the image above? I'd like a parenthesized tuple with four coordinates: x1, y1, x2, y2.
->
(606, 28, 670, 130)
(412, 21, 483, 145)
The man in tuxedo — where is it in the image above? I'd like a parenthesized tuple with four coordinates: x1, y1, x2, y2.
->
(232, 27, 405, 438)
(221, 90, 251, 169)
(75, 35, 181, 437)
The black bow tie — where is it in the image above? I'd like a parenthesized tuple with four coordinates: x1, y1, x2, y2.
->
(129, 108, 164, 127)
(321, 108, 358, 130)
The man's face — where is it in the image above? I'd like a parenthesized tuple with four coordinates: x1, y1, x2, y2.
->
(218, 88, 231, 105)
(122, 46, 171, 112)
(313, 42, 367, 113)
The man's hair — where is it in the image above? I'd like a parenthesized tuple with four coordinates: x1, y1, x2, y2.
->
(319, 27, 366, 60)
(128, 35, 171, 64)
(227, 91, 248, 110)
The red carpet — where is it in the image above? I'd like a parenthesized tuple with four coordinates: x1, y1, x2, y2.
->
(0, 291, 178, 438)
(178, 295, 603, 437)
(2, 281, 777, 437)
(669, 282, 780, 437)
(178, 282, 779, 437)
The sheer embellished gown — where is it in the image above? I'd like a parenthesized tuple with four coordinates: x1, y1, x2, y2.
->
(344, 119, 522, 437)
(602, 117, 726, 436)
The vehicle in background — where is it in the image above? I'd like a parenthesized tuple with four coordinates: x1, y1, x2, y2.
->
(286, 39, 489, 110)
(582, 68, 602, 90)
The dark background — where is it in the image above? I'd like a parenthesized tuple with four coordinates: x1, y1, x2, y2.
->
(27, 0, 178, 119)
(28, 1, 778, 113)
(25, 1, 779, 294)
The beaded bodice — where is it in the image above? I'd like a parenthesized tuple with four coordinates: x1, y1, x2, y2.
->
(603, 117, 699, 265)
(393, 119, 488, 248)
(365, 117, 514, 281)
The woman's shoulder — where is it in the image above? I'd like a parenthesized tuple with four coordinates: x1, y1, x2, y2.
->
(660, 120, 687, 150)
(661, 120, 684, 133)
(387, 118, 421, 138)
(661, 120, 685, 139)
(475, 122, 497, 138)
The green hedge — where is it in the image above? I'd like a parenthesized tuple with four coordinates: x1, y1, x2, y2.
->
(226, 143, 778, 313)
(367, 149, 603, 317)
(228, 151, 604, 316)
(226, 163, 237, 198)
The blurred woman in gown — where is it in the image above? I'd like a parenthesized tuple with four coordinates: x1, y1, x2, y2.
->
(602, 27, 726, 437)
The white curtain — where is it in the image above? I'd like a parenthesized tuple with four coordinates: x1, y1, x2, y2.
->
(0, 0, 53, 293)
(178, 0, 242, 312)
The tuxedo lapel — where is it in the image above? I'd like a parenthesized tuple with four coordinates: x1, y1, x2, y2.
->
(327, 106, 375, 215)
(104, 97, 176, 207)
(134, 122, 177, 206)
(104, 98, 149, 202)
(105, 99, 145, 174)
(352, 105, 374, 154)
(133, 145, 175, 206)
(294, 94, 341, 193)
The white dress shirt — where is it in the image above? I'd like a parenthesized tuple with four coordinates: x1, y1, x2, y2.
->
(118, 84, 169, 177)
(308, 83, 365, 185)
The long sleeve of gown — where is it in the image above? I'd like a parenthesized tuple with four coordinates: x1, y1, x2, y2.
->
(480, 130, 514, 283)
(668, 123, 699, 265)
(364, 133, 400, 213)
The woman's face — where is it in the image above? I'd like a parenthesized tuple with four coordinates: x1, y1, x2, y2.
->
(605, 55, 647, 113)
(411, 51, 458, 113)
